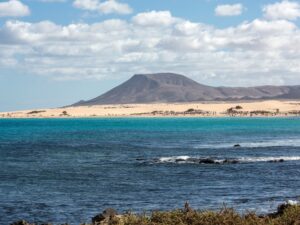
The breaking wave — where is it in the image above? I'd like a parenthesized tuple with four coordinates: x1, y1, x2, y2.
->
(139, 156, 300, 165)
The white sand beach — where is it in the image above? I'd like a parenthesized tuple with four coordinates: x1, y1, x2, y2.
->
(1, 100, 300, 118)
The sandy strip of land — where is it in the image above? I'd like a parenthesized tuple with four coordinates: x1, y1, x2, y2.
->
(1, 100, 300, 118)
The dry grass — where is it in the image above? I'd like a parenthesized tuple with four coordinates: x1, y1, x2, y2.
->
(12, 204, 300, 225)
(121, 205, 300, 225)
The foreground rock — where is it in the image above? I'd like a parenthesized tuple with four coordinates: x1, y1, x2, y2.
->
(92, 208, 118, 224)
(267, 200, 299, 218)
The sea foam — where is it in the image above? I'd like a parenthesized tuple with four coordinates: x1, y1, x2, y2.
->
(151, 156, 300, 164)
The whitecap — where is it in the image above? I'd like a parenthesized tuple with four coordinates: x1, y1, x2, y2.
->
(286, 200, 298, 205)
(239, 156, 300, 163)
(152, 155, 300, 165)
(158, 156, 191, 163)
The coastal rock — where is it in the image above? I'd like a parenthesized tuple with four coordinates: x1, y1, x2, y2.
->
(268, 203, 291, 218)
(199, 158, 215, 164)
(136, 158, 145, 161)
(175, 159, 186, 162)
(268, 159, 284, 163)
(11, 221, 53, 225)
(268, 201, 298, 218)
(223, 159, 239, 164)
(10, 220, 31, 225)
(184, 202, 193, 213)
(92, 208, 117, 224)
(188, 158, 201, 163)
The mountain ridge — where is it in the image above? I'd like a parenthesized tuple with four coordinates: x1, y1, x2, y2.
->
(72, 73, 300, 106)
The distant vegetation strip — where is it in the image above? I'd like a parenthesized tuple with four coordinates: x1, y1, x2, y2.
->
(27, 110, 46, 114)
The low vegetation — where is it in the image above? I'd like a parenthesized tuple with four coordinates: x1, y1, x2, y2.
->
(132, 109, 215, 116)
(289, 110, 300, 115)
(250, 110, 272, 115)
(11, 202, 300, 225)
(60, 111, 70, 116)
(27, 110, 46, 114)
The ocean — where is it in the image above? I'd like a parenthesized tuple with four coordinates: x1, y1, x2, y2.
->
(1, 118, 300, 224)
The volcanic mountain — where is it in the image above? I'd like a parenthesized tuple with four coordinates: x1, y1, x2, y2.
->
(72, 73, 300, 105)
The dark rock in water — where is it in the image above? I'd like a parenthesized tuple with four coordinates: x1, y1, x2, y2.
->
(136, 158, 145, 161)
(223, 159, 239, 164)
(268, 159, 284, 163)
(175, 159, 186, 162)
(233, 144, 241, 148)
(11, 221, 32, 225)
(10, 222, 52, 225)
(188, 158, 200, 163)
(199, 158, 215, 164)
(92, 208, 117, 223)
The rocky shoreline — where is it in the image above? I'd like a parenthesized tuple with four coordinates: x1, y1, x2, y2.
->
(11, 201, 300, 225)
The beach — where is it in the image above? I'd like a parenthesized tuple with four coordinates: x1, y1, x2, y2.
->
(1, 100, 300, 118)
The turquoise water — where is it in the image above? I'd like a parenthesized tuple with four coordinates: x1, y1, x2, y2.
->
(1, 118, 300, 224)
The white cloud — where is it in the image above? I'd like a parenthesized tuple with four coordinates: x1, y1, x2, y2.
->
(0, 0, 30, 17)
(98, 0, 132, 14)
(73, 0, 99, 10)
(215, 3, 244, 16)
(0, 10, 300, 85)
(73, 0, 132, 15)
(263, 0, 300, 20)
(132, 11, 176, 26)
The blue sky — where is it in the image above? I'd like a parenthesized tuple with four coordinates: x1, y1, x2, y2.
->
(0, 0, 300, 111)
(6, 0, 295, 26)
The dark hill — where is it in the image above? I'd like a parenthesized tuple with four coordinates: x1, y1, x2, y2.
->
(72, 73, 300, 105)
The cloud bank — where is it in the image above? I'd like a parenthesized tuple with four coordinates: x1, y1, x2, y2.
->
(0, 1, 299, 86)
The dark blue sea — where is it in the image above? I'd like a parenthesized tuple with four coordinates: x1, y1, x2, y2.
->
(1, 118, 300, 224)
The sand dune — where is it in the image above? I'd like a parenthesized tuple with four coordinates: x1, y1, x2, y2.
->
(1, 100, 300, 118)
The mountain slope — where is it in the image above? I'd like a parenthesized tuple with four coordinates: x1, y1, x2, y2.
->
(72, 73, 300, 106)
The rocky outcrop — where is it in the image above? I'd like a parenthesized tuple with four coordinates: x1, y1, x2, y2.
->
(92, 208, 118, 224)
